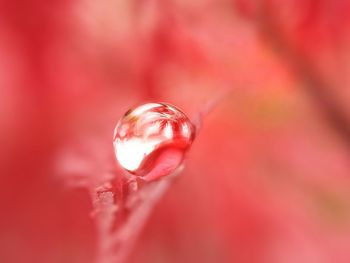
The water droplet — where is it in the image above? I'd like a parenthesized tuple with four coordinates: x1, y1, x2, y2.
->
(113, 103, 195, 181)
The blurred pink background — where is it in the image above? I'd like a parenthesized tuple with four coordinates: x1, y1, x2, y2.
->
(1, 0, 350, 262)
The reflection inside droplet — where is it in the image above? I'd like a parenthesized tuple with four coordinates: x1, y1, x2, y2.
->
(113, 103, 195, 181)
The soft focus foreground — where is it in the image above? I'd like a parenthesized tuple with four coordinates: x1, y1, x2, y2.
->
(1, 0, 350, 262)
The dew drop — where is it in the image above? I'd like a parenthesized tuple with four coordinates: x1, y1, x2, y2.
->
(113, 103, 195, 181)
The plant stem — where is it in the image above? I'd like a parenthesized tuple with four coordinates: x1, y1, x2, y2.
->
(92, 168, 181, 263)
